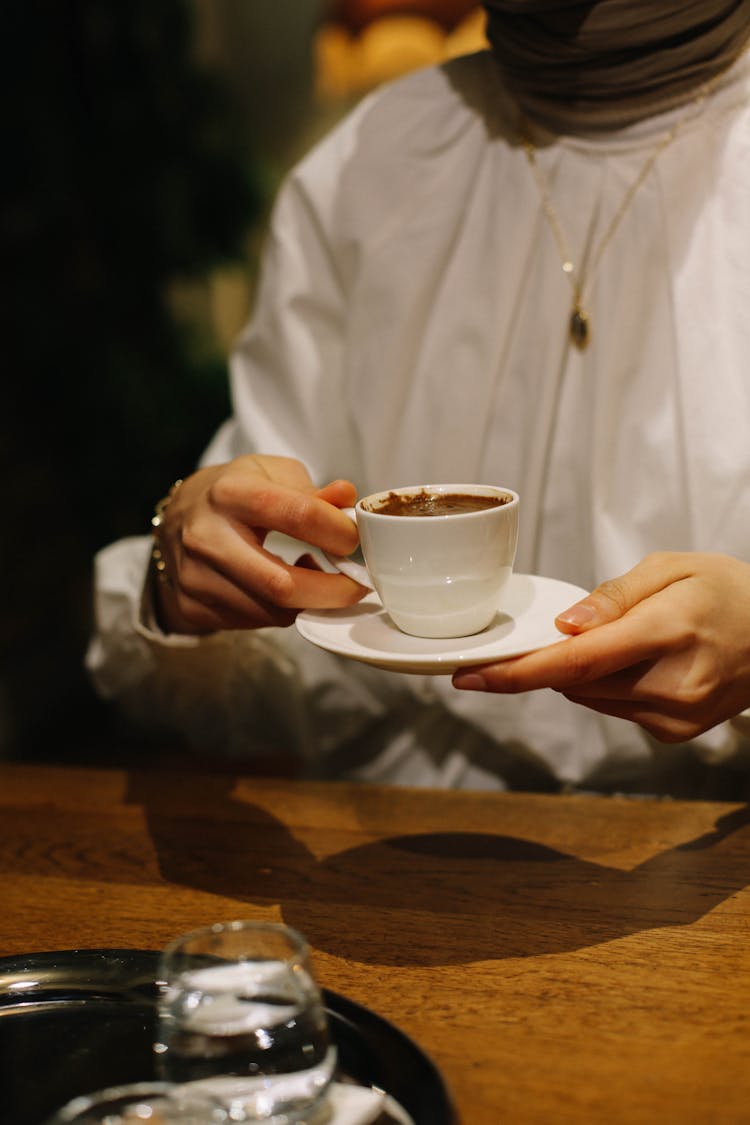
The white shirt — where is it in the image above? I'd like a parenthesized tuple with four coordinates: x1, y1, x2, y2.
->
(86, 50, 750, 792)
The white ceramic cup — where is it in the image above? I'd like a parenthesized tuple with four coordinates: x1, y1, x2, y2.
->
(326, 483, 519, 639)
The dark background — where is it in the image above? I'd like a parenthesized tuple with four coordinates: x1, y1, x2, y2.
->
(1, 0, 485, 767)
(2, 0, 330, 764)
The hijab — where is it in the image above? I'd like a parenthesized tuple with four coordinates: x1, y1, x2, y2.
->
(482, 0, 750, 130)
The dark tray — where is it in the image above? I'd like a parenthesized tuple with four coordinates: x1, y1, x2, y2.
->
(0, 949, 455, 1125)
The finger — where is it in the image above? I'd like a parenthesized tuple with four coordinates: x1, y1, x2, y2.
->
(547, 659, 657, 701)
(555, 552, 692, 634)
(174, 480, 366, 608)
(158, 566, 298, 633)
(169, 548, 300, 627)
(171, 544, 361, 628)
(180, 492, 360, 599)
(561, 693, 702, 743)
(212, 537, 367, 610)
(220, 482, 360, 557)
(452, 611, 674, 694)
(242, 453, 319, 493)
(315, 479, 358, 509)
(175, 588, 298, 632)
(552, 651, 703, 704)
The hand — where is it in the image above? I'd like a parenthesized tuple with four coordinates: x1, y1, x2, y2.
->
(153, 454, 366, 634)
(452, 552, 750, 743)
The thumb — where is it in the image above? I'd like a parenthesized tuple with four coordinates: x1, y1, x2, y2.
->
(555, 554, 685, 635)
(315, 479, 358, 508)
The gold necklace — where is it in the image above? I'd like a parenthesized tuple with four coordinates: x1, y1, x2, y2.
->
(521, 79, 720, 351)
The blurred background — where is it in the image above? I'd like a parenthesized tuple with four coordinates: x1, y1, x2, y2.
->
(2, 0, 488, 766)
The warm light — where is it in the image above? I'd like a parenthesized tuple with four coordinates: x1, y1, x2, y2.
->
(328, 1, 480, 33)
(444, 6, 488, 59)
(315, 4, 488, 99)
(359, 16, 446, 86)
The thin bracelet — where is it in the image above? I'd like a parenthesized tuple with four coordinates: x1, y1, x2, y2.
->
(150, 478, 183, 585)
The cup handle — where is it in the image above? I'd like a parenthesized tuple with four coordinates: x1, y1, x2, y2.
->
(323, 507, 373, 588)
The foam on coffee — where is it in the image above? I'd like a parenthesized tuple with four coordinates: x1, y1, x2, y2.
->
(364, 489, 512, 517)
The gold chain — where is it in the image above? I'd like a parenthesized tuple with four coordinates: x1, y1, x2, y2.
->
(521, 77, 722, 351)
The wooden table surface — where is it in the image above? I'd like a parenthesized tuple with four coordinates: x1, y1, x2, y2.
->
(1, 760, 749, 1124)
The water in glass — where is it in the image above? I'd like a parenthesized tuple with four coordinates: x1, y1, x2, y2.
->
(155, 922, 336, 1122)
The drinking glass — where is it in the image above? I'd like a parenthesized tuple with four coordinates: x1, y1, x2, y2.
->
(42, 1081, 227, 1123)
(154, 921, 337, 1123)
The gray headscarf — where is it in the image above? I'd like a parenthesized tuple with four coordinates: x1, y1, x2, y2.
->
(482, 0, 750, 130)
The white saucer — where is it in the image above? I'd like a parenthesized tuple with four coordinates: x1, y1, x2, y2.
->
(295, 573, 589, 675)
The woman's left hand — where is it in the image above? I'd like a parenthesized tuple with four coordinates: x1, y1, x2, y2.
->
(452, 552, 750, 743)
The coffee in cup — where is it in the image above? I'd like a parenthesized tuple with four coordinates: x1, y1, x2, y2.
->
(362, 489, 511, 518)
(326, 483, 519, 638)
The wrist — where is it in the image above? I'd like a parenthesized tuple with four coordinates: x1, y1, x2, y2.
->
(150, 478, 183, 586)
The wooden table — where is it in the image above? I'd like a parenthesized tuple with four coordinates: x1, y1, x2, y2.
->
(1, 761, 749, 1124)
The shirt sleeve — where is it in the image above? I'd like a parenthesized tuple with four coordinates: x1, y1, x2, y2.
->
(84, 533, 335, 766)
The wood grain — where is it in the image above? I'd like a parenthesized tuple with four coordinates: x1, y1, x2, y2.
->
(1, 762, 749, 1124)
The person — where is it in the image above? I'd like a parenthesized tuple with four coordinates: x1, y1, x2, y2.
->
(86, 1, 750, 796)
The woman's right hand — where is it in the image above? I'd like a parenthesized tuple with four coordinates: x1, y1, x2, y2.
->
(152, 454, 367, 635)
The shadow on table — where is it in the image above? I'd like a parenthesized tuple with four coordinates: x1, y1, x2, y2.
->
(125, 773, 750, 966)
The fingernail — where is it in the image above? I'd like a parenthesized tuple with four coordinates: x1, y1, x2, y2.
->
(453, 672, 487, 691)
(556, 601, 597, 628)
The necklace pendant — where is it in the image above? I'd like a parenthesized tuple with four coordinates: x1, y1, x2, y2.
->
(570, 304, 590, 351)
